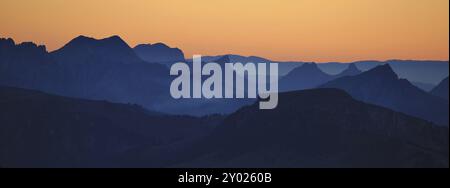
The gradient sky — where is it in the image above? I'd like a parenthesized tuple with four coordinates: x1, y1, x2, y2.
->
(0, 0, 448, 62)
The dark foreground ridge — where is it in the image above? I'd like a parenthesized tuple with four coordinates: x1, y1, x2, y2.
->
(168, 89, 449, 168)
(0, 87, 448, 168)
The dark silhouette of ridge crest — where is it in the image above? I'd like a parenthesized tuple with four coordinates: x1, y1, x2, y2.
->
(150, 42, 171, 48)
(363, 64, 398, 79)
(0, 37, 48, 54)
(431, 77, 449, 101)
(182, 88, 449, 168)
(320, 64, 449, 126)
(336, 63, 362, 77)
(300, 62, 319, 69)
(62, 35, 130, 49)
(199, 54, 273, 63)
(279, 88, 353, 100)
(280, 62, 334, 91)
(133, 42, 185, 63)
(52, 35, 141, 64)
(0, 86, 212, 167)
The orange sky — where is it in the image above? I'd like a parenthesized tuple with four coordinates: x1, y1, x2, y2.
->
(0, 0, 448, 62)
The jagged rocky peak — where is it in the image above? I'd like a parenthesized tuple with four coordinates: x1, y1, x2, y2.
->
(0, 38, 16, 47)
(0, 37, 48, 57)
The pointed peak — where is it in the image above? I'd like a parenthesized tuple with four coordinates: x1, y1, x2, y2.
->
(378, 63, 394, 71)
(14, 41, 47, 53)
(347, 63, 358, 70)
(101, 35, 127, 45)
(337, 63, 362, 77)
(365, 64, 398, 79)
(0, 37, 47, 54)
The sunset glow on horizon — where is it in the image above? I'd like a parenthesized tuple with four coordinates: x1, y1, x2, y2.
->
(0, 0, 448, 62)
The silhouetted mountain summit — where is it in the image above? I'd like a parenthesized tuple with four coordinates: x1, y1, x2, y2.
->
(0, 36, 260, 116)
(1, 36, 447, 118)
(335, 63, 361, 77)
(431, 77, 449, 101)
(0, 38, 50, 63)
(134, 43, 185, 63)
(1, 36, 173, 111)
(199, 54, 272, 63)
(321, 64, 449, 126)
(52, 35, 141, 64)
(215, 55, 232, 64)
(0, 38, 15, 47)
(360, 63, 398, 79)
(174, 89, 448, 167)
(410, 81, 436, 92)
(0, 38, 60, 93)
(280, 63, 334, 91)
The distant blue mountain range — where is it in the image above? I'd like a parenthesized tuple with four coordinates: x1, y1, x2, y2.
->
(0, 35, 448, 117)
(0, 35, 448, 168)
(321, 64, 449, 126)
(279, 63, 362, 91)
(189, 54, 449, 85)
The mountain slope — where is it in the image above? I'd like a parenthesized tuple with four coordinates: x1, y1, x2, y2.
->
(1, 36, 258, 116)
(0, 86, 214, 167)
(1, 36, 173, 111)
(320, 64, 449, 126)
(280, 63, 334, 91)
(411, 81, 436, 92)
(53, 36, 172, 109)
(134, 43, 185, 63)
(430, 77, 449, 101)
(171, 89, 448, 168)
(280, 63, 361, 92)
(349, 60, 449, 85)
(52, 35, 142, 64)
(334, 63, 361, 77)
